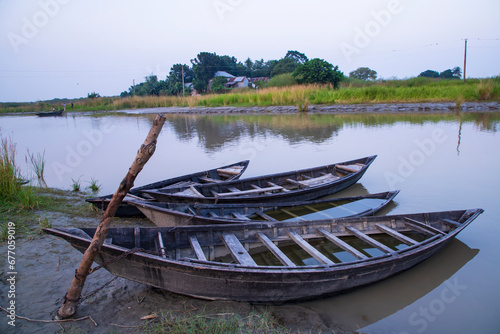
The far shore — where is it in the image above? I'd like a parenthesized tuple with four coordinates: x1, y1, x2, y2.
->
(7, 101, 500, 117)
(117, 101, 500, 115)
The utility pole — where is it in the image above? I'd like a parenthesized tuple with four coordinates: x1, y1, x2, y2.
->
(182, 66, 185, 96)
(463, 39, 467, 83)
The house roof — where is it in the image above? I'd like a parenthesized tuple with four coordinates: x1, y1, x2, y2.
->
(248, 77, 270, 82)
(214, 71, 235, 78)
(226, 76, 247, 86)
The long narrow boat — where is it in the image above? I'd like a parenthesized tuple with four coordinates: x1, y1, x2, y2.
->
(86, 160, 250, 217)
(36, 110, 64, 117)
(126, 190, 399, 227)
(45, 208, 483, 302)
(143, 155, 377, 204)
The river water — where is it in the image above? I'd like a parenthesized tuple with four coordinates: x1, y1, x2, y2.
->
(1, 110, 499, 333)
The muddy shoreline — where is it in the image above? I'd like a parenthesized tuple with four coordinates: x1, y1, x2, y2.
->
(119, 101, 500, 115)
(0, 191, 347, 334)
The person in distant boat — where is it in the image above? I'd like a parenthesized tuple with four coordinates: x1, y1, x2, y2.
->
(63, 103, 66, 111)
(52, 107, 55, 111)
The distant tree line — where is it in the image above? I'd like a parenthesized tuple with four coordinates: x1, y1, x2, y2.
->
(117, 49, 464, 98)
(120, 50, 344, 97)
(419, 67, 462, 79)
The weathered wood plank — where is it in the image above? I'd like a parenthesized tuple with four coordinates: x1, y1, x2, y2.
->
(188, 235, 207, 261)
(257, 233, 296, 267)
(442, 219, 460, 228)
(158, 232, 167, 258)
(217, 166, 243, 176)
(189, 185, 205, 198)
(280, 209, 305, 221)
(336, 163, 364, 173)
(286, 178, 305, 187)
(287, 230, 335, 265)
(198, 176, 222, 183)
(228, 187, 242, 192)
(345, 226, 394, 253)
(232, 212, 251, 220)
(268, 182, 290, 192)
(317, 228, 368, 260)
(254, 211, 278, 222)
(404, 217, 446, 236)
(221, 233, 257, 266)
(214, 185, 283, 197)
(375, 224, 419, 246)
(134, 227, 141, 248)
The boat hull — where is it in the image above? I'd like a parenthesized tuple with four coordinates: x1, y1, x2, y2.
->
(129, 191, 399, 227)
(45, 209, 483, 303)
(144, 156, 377, 204)
(86, 160, 249, 217)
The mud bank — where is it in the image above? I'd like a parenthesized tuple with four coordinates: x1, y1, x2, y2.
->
(121, 101, 500, 115)
(0, 191, 349, 334)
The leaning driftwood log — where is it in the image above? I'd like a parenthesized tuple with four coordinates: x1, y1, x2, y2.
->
(55, 114, 166, 320)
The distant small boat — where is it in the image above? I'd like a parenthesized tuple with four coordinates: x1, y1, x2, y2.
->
(36, 110, 64, 117)
(45, 208, 483, 302)
(126, 190, 399, 227)
(143, 156, 377, 204)
(86, 160, 250, 217)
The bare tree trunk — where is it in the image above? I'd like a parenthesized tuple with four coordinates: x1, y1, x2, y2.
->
(55, 114, 166, 320)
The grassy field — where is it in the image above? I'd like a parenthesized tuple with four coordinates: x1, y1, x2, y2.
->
(2, 77, 499, 114)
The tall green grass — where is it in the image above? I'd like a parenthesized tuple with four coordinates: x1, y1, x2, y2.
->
(2, 77, 499, 114)
(0, 135, 37, 210)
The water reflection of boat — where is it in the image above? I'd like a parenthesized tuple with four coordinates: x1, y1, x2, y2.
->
(125, 190, 399, 227)
(45, 208, 482, 302)
(35, 110, 64, 117)
(143, 155, 377, 204)
(301, 238, 480, 331)
(86, 160, 250, 217)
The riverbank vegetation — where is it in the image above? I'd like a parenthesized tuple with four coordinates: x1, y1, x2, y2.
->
(2, 50, 499, 113)
(2, 76, 499, 114)
(0, 134, 98, 240)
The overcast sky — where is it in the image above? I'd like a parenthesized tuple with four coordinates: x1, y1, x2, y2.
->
(1, 0, 499, 102)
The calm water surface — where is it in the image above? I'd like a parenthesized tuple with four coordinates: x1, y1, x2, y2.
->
(1, 111, 499, 333)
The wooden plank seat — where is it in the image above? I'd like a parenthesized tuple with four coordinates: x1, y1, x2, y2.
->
(198, 176, 222, 183)
(375, 224, 419, 246)
(232, 212, 251, 220)
(317, 228, 368, 260)
(287, 173, 340, 188)
(217, 166, 244, 178)
(163, 180, 199, 189)
(287, 230, 335, 265)
(213, 185, 284, 197)
(175, 186, 205, 197)
(221, 233, 257, 266)
(188, 235, 207, 261)
(345, 226, 394, 254)
(442, 219, 460, 228)
(257, 233, 296, 267)
(404, 217, 446, 236)
(335, 163, 365, 173)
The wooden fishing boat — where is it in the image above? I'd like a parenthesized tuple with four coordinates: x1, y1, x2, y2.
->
(86, 160, 250, 217)
(126, 190, 399, 227)
(143, 155, 377, 204)
(44, 208, 483, 302)
(36, 110, 64, 117)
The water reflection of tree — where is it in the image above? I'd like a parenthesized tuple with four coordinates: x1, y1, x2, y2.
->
(160, 112, 500, 152)
(163, 114, 341, 152)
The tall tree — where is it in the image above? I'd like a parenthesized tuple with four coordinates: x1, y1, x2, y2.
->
(271, 50, 309, 77)
(292, 58, 344, 88)
(285, 50, 308, 64)
(349, 67, 377, 81)
(419, 70, 440, 78)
